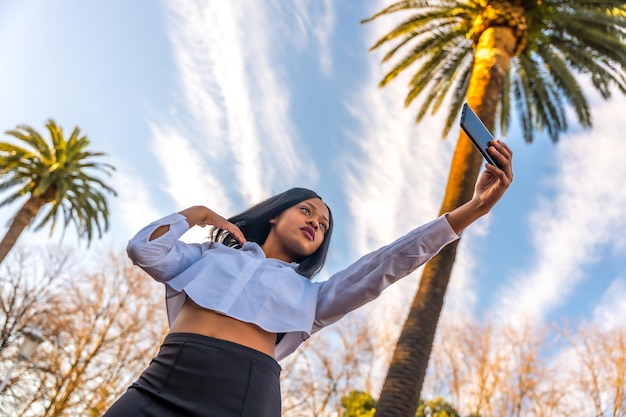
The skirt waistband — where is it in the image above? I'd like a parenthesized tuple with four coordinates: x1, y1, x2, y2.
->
(164, 332, 281, 373)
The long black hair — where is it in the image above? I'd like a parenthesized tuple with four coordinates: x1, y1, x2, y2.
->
(211, 188, 334, 278)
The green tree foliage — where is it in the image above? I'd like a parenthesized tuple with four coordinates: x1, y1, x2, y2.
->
(416, 397, 460, 417)
(0, 120, 116, 264)
(340, 392, 463, 417)
(341, 390, 377, 417)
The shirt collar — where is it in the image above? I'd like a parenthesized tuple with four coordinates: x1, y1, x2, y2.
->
(241, 241, 300, 270)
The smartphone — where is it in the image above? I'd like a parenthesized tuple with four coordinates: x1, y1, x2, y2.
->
(460, 103, 502, 169)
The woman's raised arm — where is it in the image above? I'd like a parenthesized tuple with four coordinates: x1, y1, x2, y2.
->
(149, 206, 247, 244)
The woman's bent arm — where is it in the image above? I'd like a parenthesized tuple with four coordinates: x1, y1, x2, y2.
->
(126, 212, 205, 282)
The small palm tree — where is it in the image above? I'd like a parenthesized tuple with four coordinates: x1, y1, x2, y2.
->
(361, 1, 626, 416)
(0, 120, 116, 264)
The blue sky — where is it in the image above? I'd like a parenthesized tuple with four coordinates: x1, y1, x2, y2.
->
(1, 0, 625, 348)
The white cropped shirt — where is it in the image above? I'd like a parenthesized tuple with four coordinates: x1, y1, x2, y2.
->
(126, 212, 460, 361)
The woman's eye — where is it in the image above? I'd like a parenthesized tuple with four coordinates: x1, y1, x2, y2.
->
(320, 223, 328, 232)
(300, 207, 311, 215)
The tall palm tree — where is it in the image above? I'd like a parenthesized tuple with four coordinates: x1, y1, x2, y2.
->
(0, 120, 116, 264)
(361, 1, 626, 416)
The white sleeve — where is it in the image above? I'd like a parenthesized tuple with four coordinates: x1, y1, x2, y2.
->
(274, 331, 310, 362)
(126, 213, 208, 282)
(312, 215, 460, 333)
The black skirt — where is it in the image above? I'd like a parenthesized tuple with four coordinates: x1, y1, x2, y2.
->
(103, 333, 282, 417)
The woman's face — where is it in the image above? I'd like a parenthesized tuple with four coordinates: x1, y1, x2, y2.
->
(262, 198, 330, 263)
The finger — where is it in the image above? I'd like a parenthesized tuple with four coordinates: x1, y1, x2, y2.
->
(483, 162, 502, 178)
(487, 146, 507, 169)
(488, 140, 509, 160)
(488, 143, 513, 178)
(228, 224, 247, 244)
(494, 139, 512, 154)
(493, 140, 513, 165)
(500, 140, 513, 155)
(484, 154, 512, 182)
(499, 145, 514, 181)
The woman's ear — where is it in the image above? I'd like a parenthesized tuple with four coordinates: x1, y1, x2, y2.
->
(269, 218, 276, 224)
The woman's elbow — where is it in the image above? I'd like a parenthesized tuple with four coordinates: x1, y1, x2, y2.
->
(126, 238, 144, 265)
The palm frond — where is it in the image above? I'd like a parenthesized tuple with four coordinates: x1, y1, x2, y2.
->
(361, 0, 460, 24)
(1, 121, 117, 246)
(441, 64, 473, 138)
(362, 0, 626, 142)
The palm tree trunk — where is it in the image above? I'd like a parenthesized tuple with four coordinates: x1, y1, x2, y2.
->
(0, 196, 46, 265)
(374, 27, 516, 417)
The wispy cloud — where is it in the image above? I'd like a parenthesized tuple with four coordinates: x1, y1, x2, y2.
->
(107, 157, 162, 244)
(110, 125, 231, 244)
(343, 18, 454, 254)
(160, 0, 317, 206)
(289, 0, 336, 76)
(592, 276, 626, 330)
(496, 90, 626, 325)
(149, 124, 232, 212)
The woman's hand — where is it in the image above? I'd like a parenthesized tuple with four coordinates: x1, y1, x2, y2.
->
(474, 139, 514, 211)
(180, 206, 247, 245)
(445, 140, 513, 234)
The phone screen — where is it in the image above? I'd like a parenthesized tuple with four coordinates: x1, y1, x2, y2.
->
(460, 103, 501, 169)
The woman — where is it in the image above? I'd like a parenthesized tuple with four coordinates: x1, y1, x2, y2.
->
(104, 140, 513, 416)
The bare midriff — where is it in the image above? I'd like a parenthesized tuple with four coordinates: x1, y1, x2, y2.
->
(169, 297, 277, 358)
